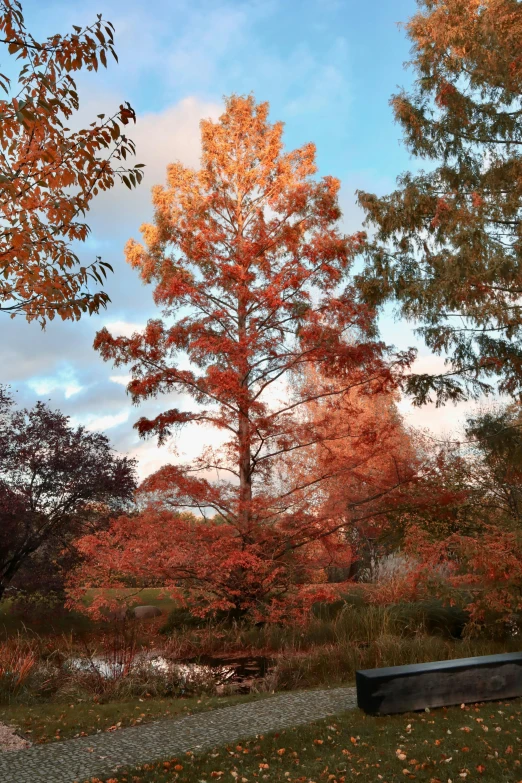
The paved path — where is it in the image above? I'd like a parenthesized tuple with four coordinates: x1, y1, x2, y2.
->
(0, 686, 358, 783)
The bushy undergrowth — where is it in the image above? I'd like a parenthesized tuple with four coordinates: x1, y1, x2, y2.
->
(160, 592, 512, 652)
(2, 590, 521, 708)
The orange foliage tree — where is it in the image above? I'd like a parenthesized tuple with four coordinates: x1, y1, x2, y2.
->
(391, 408, 522, 631)
(66, 94, 415, 624)
(283, 364, 420, 582)
(0, 0, 143, 328)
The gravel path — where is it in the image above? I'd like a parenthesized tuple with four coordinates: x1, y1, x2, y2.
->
(0, 722, 31, 752)
(0, 686, 358, 783)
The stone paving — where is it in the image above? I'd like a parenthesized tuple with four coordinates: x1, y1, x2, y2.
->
(0, 686, 358, 783)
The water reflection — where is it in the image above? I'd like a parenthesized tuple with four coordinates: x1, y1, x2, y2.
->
(67, 653, 274, 692)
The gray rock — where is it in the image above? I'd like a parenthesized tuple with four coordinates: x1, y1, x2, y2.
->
(132, 605, 162, 619)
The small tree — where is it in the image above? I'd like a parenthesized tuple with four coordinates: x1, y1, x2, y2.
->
(0, 385, 138, 601)
(0, 0, 144, 328)
(386, 415, 522, 631)
(67, 94, 414, 624)
(356, 0, 522, 405)
(283, 364, 419, 581)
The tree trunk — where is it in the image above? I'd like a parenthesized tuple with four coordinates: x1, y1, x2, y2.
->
(237, 241, 252, 532)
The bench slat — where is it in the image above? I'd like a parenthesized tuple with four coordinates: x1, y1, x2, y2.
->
(356, 652, 522, 714)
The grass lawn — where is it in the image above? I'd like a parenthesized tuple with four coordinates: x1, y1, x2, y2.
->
(0, 691, 275, 744)
(80, 697, 522, 783)
(83, 587, 180, 614)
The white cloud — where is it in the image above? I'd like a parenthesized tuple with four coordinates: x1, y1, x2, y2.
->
(82, 95, 223, 243)
(27, 365, 84, 400)
(110, 374, 133, 386)
(64, 383, 83, 399)
(103, 320, 147, 338)
(69, 409, 131, 433)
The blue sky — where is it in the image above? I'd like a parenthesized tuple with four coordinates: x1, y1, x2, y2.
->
(3, 0, 481, 481)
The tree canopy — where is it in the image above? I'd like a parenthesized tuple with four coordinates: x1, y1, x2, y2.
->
(0, 0, 143, 328)
(0, 384, 138, 601)
(66, 94, 416, 623)
(356, 0, 522, 406)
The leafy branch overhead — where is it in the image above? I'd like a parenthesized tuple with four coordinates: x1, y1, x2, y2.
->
(355, 0, 522, 406)
(0, 0, 144, 329)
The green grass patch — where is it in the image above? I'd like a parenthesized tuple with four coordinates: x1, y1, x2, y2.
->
(83, 588, 179, 613)
(81, 695, 522, 783)
(0, 691, 275, 745)
(0, 598, 96, 639)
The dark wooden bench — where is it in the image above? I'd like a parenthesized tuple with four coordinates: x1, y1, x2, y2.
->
(356, 652, 522, 714)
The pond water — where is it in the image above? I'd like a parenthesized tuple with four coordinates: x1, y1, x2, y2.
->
(67, 653, 275, 693)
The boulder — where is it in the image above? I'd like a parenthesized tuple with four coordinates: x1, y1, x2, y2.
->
(133, 605, 162, 620)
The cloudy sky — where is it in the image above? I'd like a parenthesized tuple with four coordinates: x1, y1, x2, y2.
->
(2, 0, 484, 482)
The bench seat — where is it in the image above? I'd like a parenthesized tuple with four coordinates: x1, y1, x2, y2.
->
(356, 651, 522, 714)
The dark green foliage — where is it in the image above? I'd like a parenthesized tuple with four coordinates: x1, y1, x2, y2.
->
(388, 599, 469, 640)
(159, 606, 250, 635)
(355, 0, 522, 405)
(311, 599, 348, 622)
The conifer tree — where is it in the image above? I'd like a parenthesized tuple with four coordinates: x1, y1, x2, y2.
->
(356, 0, 522, 405)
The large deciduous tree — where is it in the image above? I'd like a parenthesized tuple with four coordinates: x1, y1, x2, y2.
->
(0, 0, 143, 329)
(356, 0, 522, 405)
(0, 385, 138, 601)
(67, 94, 415, 624)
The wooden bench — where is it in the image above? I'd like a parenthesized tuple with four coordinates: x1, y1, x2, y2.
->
(356, 652, 522, 714)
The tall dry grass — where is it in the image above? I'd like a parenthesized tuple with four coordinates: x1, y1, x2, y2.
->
(0, 634, 40, 699)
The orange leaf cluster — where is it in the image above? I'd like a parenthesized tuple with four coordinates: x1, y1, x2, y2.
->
(0, 1, 143, 328)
